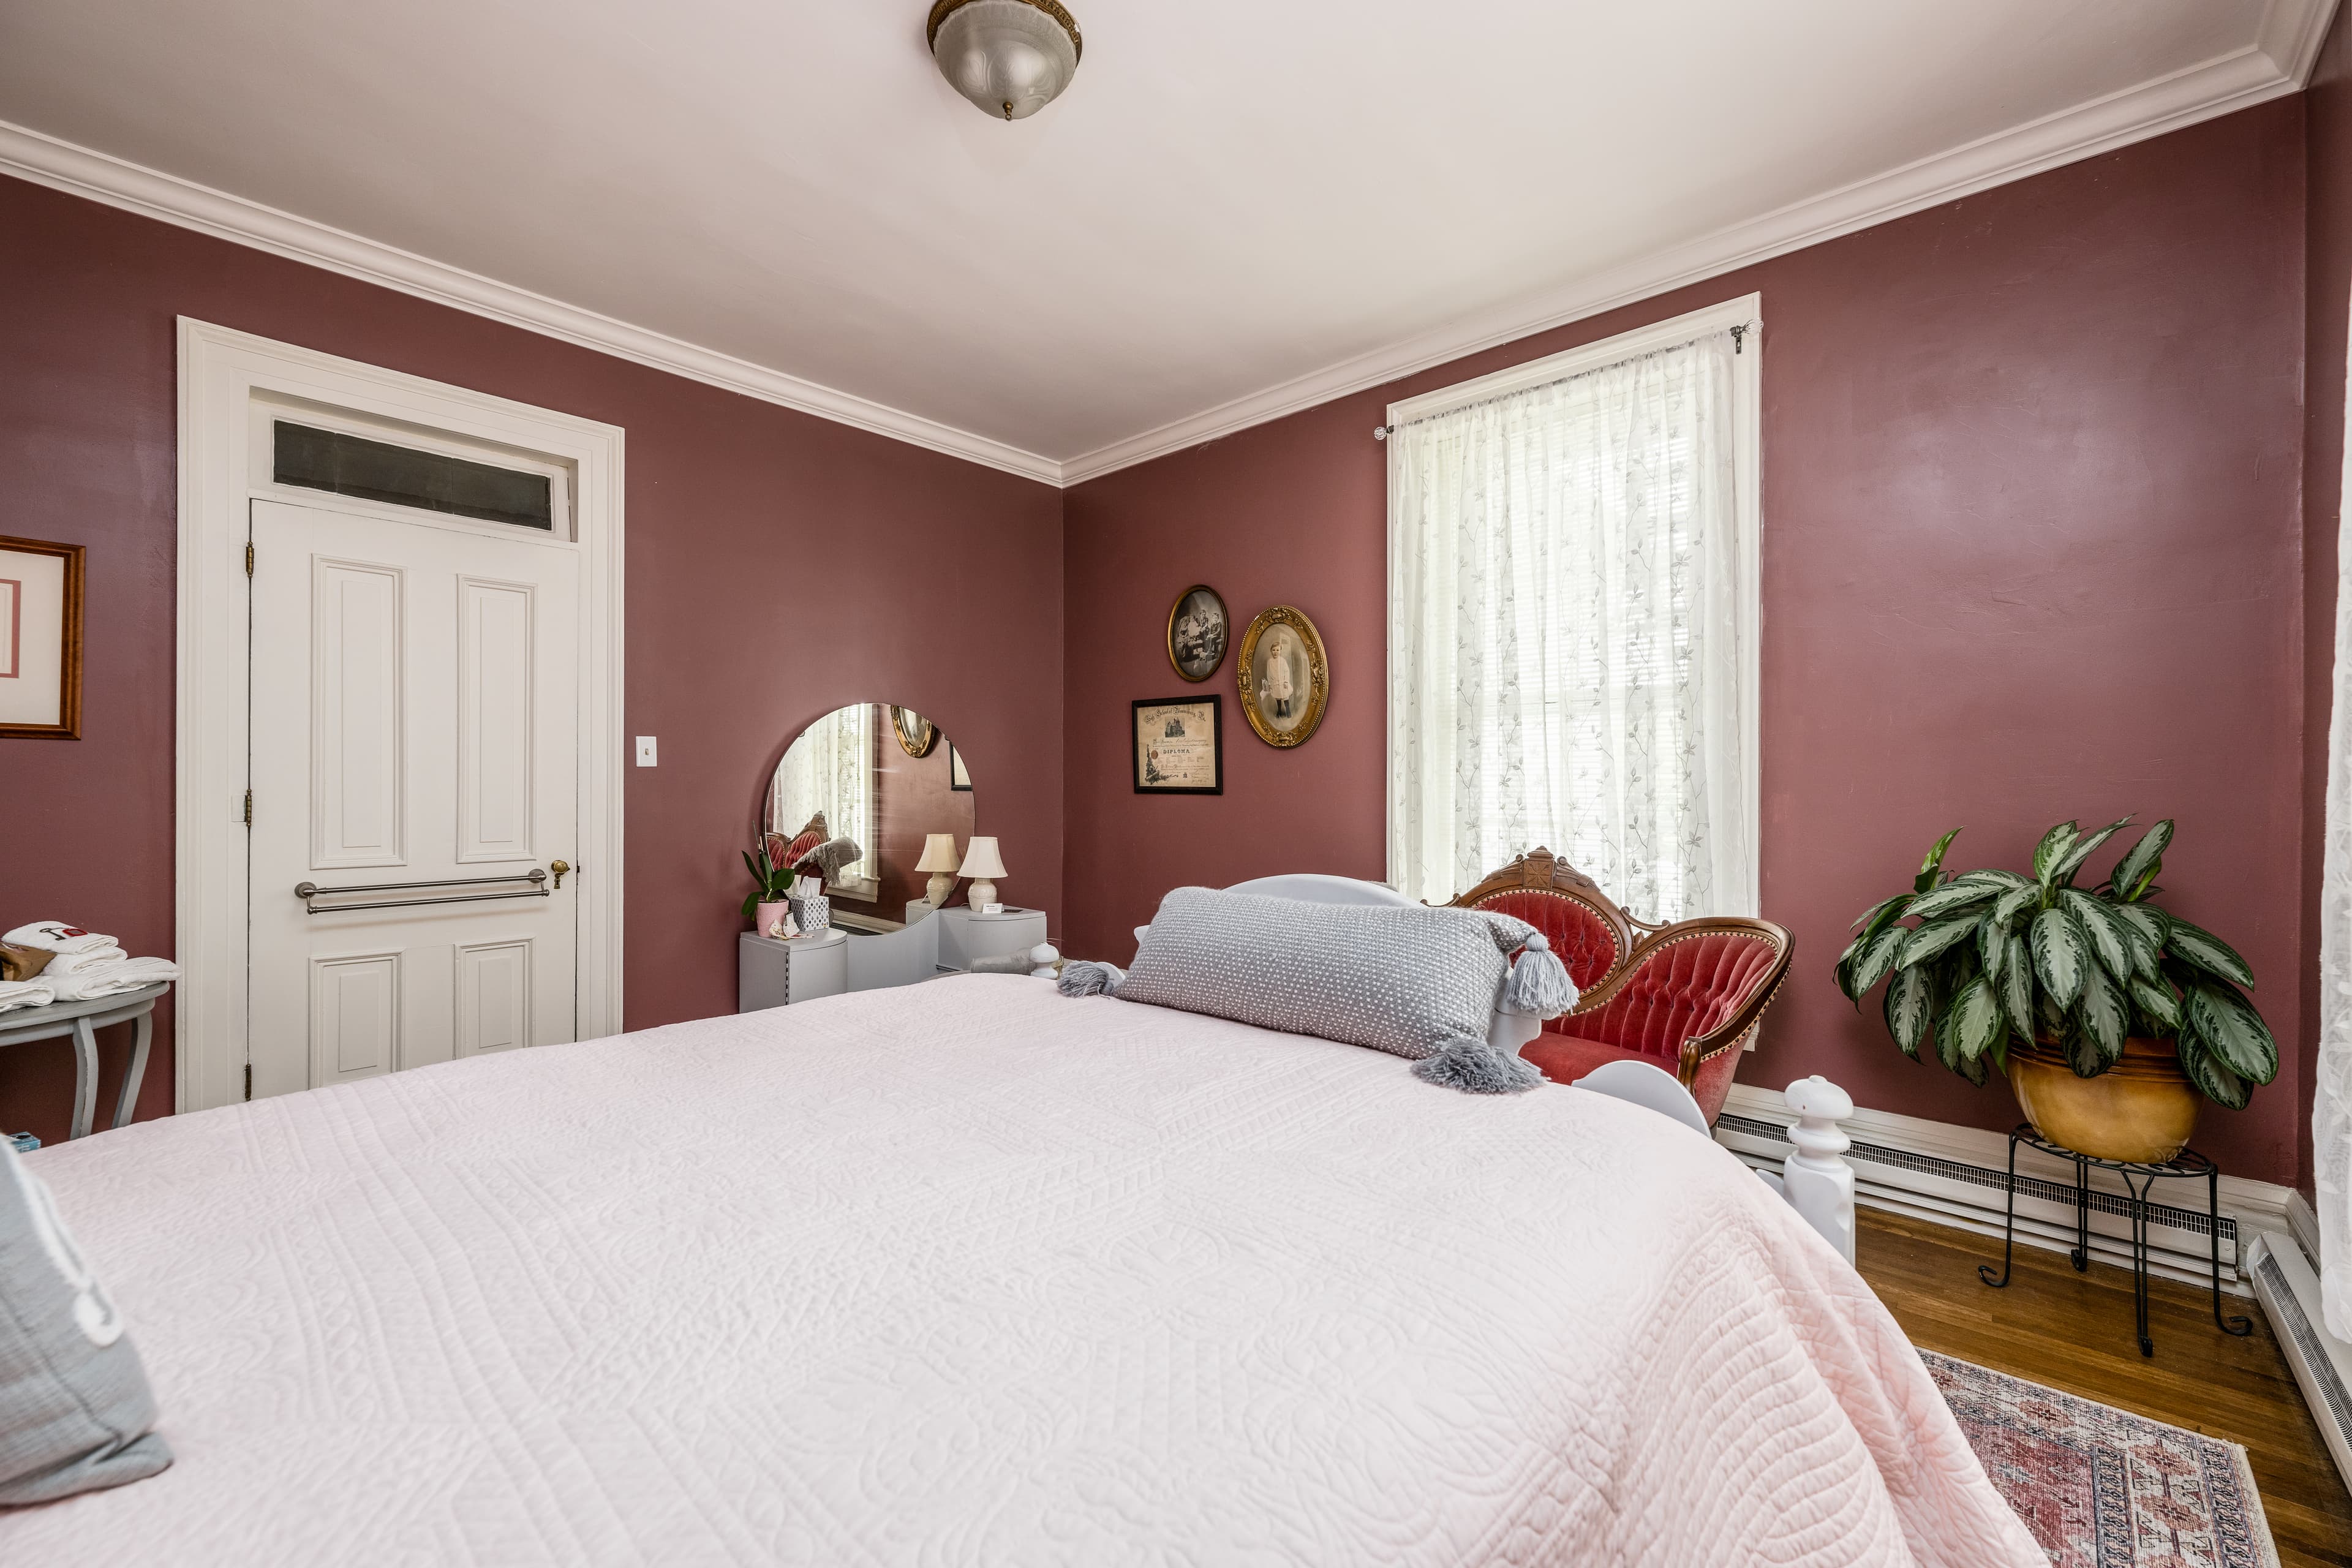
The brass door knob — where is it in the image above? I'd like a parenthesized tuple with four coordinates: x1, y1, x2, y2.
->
(551, 860, 571, 889)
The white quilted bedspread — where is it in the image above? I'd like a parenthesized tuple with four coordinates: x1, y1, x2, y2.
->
(3, 976, 2038, 1566)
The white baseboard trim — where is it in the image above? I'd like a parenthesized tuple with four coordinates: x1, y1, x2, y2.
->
(1716, 1083, 2293, 1295)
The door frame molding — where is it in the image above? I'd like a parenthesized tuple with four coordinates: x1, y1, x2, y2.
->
(176, 319, 626, 1113)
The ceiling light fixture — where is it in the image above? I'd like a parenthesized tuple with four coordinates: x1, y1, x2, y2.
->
(927, 0, 1082, 121)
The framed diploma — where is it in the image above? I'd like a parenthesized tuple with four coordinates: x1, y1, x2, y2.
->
(0, 535, 83, 740)
(1132, 697, 1222, 795)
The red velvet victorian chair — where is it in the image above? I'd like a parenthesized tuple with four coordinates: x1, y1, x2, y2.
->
(1450, 849, 1792, 1125)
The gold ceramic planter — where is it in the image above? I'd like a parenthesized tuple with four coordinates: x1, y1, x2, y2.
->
(2005, 1035, 2199, 1164)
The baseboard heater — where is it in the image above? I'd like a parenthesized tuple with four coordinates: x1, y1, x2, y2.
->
(1715, 1109, 2244, 1292)
(2247, 1234, 2352, 1497)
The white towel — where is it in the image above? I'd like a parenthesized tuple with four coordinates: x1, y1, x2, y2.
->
(38, 946, 129, 976)
(43, 958, 178, 1003)
(2, 922, 121, 955)
(0, 980, 55, 1014)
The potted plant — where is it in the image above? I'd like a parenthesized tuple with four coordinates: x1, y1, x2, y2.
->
(742, 835, 797, 938)
(1834, 818, 2277, 1163)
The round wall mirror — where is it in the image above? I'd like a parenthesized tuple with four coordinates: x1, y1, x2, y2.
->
(767, 703, 975, 930)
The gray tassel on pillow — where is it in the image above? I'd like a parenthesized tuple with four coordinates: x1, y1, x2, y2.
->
(1491, 927, 1577, 1018)
(1057, 960, 1126, 997)
(1412, 1036, 1545, 1095)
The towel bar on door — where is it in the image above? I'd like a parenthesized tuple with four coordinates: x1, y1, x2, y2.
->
(295, 869, 548, 914)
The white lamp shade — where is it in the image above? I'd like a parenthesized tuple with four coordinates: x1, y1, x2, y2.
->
(915, 833, 962, 874)
(957, 836, 1008, 880)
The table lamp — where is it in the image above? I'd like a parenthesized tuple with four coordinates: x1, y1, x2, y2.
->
(916, 833, 962, 907)
(958, 837, 1007, 911)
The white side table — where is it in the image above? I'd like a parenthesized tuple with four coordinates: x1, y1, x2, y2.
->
(0, 981, 169, 1140)
(738, 929, 850, 1012)
(931, 907, 1049, 974)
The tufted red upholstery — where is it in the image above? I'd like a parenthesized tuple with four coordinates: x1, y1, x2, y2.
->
(1520, 1031, 1747, 1126)
(1468, 889, 1624, 1003)
(764, 829, 827, 874)
(1571, 930, 1781, 1061)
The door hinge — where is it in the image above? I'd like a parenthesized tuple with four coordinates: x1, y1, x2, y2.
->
(244, 541, 255, 576)
(243, 1063, 253, 1102)
(243, 790, 253, 826)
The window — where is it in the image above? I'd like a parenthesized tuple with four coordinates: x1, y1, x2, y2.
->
(273, 421, 557, 530)
(1384, 296, 1760, 921)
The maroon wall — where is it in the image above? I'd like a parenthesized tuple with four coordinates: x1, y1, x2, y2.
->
(1064, 104, 2311, 1185)
(2301, 10, 2352, 1204)
(0, 172, 1063, 1147)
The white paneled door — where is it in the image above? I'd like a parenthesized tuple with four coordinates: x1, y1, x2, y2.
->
(248, 497, 580, 1098)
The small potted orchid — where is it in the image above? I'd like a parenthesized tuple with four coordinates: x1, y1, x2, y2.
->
(741, 835, 798, 938)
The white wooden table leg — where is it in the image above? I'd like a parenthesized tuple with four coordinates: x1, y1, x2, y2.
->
(112, 1009, 154, 1130)
(1782, 1076, 1857, 1264)
(69, 1016, 100, 1140)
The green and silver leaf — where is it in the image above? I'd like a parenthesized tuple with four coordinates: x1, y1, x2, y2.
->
(2030, 906, 2090, 1007)
(1847, 922, 1909, 1002)
(1942, 977, 2007, 1063)
(1905, 881, 2000, 922)
(2184, 982, 2278, 1084)
(1915, 827, 1963, 894)
(2058, 890, 2136, 982)
(1990, 883, 2042, 930)
(2108, 818, 2172, 903)
(2164, 916, 2256, 989)
(2177, 1034, 2252, 1110)
(2032, 821, 2078, 883)
(1849, 892, 1913, 937)
(2000, 932, 2034, 1038)
(2075, 964, 2129, 1071)
(1901, 916, 1981, 968)
(2049, 816, 2132, 889)
(2128, 976, 2182, 1033)
(1885, 965, 1932, 1058)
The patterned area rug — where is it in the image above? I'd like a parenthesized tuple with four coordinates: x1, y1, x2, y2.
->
(1925, 1351, 2280, 1567)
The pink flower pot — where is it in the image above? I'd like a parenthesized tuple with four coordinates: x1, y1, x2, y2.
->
(754, 900, 791, 939)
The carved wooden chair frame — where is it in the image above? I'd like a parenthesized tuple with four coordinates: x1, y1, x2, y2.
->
(1450, 847, 1793, 1088)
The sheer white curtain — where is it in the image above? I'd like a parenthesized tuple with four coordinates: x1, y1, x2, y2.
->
(2318, 369, 2352, 1337)
(1386, 328, 1753, 919)
(769, 704, 876, 889)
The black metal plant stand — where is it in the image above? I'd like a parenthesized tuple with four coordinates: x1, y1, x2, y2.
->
(1977, 1125, 2253, 1358)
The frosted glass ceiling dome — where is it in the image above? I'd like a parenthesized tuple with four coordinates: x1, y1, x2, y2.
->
(927, 0, 1083, 122)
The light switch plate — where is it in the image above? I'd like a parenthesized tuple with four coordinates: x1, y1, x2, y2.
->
(635, 736, 658, 767)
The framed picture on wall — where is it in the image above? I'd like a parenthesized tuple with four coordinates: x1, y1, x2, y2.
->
(1133, 697, 1223, 794)
(1165, 584, 1229, 682)
(0, 535, 83, 740)
(949, 742, 972, 791)
(1236, 604, 1328, 748)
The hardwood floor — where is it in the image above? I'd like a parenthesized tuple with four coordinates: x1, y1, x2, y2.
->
(1856, 1207, 2352, 1566)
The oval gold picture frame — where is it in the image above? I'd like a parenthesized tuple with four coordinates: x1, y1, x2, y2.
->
(891, 706, 938, 758)
(1164, 584, 1229, 683)
(1235, 605, 1329, 748)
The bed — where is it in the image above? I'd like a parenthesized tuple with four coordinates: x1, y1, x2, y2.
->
(1, 973, 2038, 1564)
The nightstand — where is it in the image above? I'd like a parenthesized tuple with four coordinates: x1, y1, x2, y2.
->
(930, 906, 1049, 974)
(738, 928, 849, 1012)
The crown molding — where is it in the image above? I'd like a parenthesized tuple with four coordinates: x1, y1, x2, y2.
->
(0, 118, 1065, 486)
(2, 0, 2337, 493)
(1059, 1, 2338, 485)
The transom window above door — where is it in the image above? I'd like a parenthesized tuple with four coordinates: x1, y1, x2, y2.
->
(1384, 295, 1762, 922)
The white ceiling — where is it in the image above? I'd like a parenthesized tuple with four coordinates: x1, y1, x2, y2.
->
(0, 0, 2334, 483)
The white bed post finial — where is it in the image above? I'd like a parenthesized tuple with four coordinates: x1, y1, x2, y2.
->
(1782, 1076, 1856, 1264)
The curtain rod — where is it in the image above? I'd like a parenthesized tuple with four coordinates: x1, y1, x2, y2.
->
(1373, 320, 1754, 441)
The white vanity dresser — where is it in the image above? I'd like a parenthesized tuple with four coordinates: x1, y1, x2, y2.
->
(741, 697, 1046, 1014)
(739, 907, 1049, 1012)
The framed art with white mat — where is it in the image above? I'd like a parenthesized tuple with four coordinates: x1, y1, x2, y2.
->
(0, 535, 82, 739)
